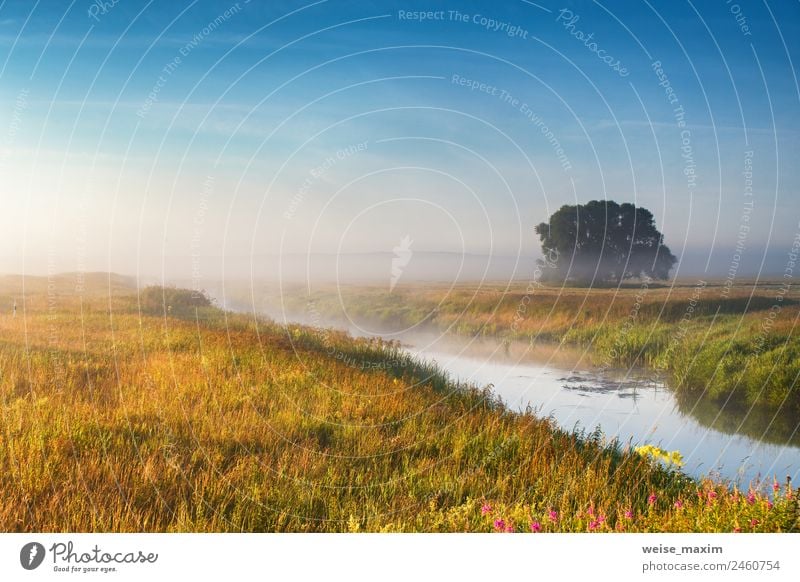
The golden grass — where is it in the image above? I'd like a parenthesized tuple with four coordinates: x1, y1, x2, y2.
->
(0, 281, 797, 532)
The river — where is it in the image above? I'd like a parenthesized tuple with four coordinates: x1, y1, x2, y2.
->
(254, 303, 800, 489)
(403, 334, 800, 489)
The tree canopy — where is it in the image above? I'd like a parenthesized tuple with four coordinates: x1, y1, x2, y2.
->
(535, 200, 677, 284)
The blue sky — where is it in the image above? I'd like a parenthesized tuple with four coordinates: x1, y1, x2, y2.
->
(0, 0, 798, 280)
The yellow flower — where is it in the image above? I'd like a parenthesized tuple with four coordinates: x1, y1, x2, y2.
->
(635, 444, 684, 468)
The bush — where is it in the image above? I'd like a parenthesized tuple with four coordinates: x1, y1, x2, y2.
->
(139, 286, 214, 318)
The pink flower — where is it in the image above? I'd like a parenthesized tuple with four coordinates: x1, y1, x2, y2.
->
(707, 491, 717, 500)
(588, 520, 599, 530)
(773, 481, 780, 492)
(747, 492, 756, 505)
(767, 501, 774, 510)
(597, 514, 606, 523)
(750, 519, 759, 527)
(530, 521, 541, 532)
(588, 505, 595, 517)
(624, 510, 633, 519)
(674, 500, 684, 509)
(505, 523, 515, 533)
(733, 526, 742, 533)
(648, 494, 657, 505)
(481, 503, 492, 515)
(493, 519, 505, 531)
(548, 510, 558, 523)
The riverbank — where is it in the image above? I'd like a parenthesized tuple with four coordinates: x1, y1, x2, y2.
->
(260, 281, 800, 415)
(0, 280, 797, 532)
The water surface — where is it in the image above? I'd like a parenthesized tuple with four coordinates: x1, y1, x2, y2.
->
(406, 337, 800, 487)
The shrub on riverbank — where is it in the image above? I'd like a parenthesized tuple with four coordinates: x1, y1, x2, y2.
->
(139, 285, 216, 319)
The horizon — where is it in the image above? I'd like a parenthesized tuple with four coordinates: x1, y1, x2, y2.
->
(0, 241, 795, 284)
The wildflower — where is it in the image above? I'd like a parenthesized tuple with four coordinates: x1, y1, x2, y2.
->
(587, 505, 595, 517)
(624, 510, 633, 519)
(493, 519, 505, 531)
(530, 521, 541, 532)
(597, 514, 606, 523)
(481, 503, 492, 515)
(707, 490, 717, 501)
(733, 526, 742, 533)
(648, 494, 657, 505)
(668, 450, 684, 467)
(750, 519, 759, 528)
(746, 492, 756, 505)
(773, 481, 780, 493)
(767, 501, 774, 510)
(548, 509, 558, 523)
(674, 500, 683, 509)
(588, 520, 599, 531)
(505, 523, 515, 533)
(635, 444, 684, 467)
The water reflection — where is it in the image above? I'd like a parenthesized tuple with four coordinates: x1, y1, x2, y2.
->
(674, 391, 800, 449)
(559, 373, 661, 399)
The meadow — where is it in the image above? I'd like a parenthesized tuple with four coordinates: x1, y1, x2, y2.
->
(0, 274, 797, 532)
(266, 280, 800, 416)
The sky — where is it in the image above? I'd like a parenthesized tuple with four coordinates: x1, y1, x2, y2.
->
(0, 0, 798, 283)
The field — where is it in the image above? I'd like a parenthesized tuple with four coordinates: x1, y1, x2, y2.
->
(0, 274, 797, 532)
(263, 280, 800, 415)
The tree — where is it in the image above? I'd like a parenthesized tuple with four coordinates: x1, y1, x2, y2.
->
(534, 200, 676, 284)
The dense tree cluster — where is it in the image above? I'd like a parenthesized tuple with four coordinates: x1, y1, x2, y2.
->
(535, 200, 677, 284)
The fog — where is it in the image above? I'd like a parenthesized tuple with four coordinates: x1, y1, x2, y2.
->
(1, 243, 793, 293)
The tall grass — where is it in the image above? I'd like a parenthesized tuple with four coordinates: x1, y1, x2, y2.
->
(0, 285, 797, 532)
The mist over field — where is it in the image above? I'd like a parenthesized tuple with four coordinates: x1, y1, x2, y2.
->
(3, 246, 793, 290)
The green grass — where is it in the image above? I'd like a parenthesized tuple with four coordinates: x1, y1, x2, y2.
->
(0, 278, 797, 532)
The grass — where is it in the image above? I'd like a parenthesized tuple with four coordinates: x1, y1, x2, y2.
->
(0, 275, 797, 532)
(263, 281, 800, 416)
